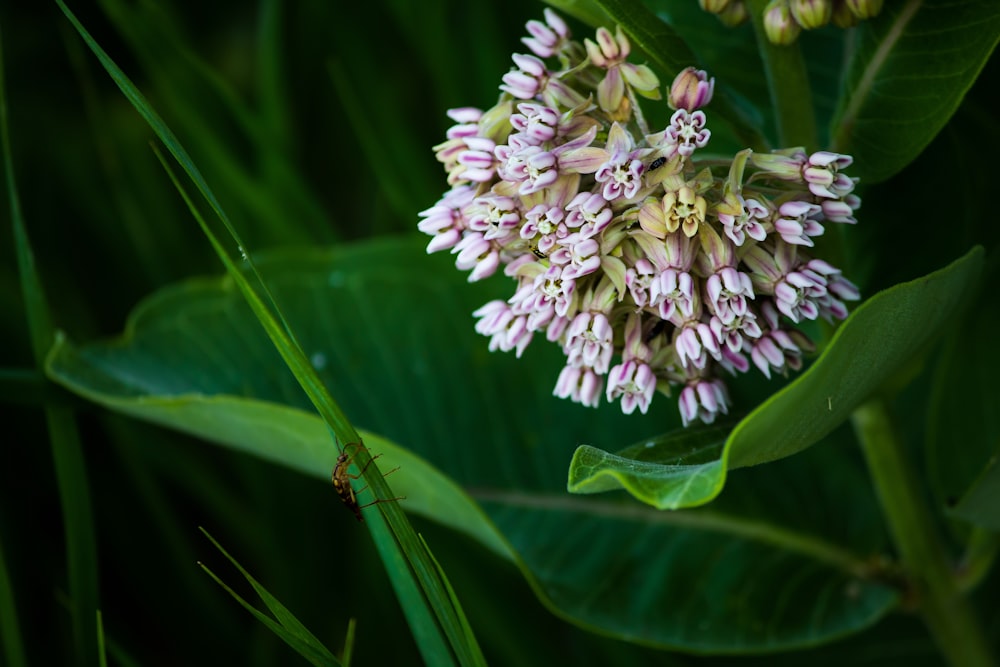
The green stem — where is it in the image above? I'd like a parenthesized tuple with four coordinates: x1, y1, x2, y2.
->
(745, 0, 818, 149)
(853, 399, 996, 667)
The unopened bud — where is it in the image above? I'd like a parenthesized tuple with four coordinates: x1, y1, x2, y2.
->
(763, 0, 802, 45)
(479, 101, 514, 144)
(846, 0, 883, 19)
(790, 0, 832, 29)
(668, 67, 715, 112)
(717, 1, 749, 26)
(698, 0, 731, 13)
(831, 0, 860, 27)
(751, 147, 807, 181)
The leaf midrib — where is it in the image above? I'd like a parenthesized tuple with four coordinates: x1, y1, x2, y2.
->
(832, 0, 923, 151)
(470, 488, 875, 577)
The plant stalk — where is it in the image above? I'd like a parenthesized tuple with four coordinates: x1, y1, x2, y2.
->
(746, 0, 818, 149)
(853, 398, 996, 667)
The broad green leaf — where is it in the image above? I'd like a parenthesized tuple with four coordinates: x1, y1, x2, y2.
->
(830, 0, 1000, 183)
(727, 249, 982, 468)
(568, 423, 730, 509)
(926, 253, 1000, 515)
(199, 529, 340, 667)
(568, 246, 984, 509)
(47, 236, 900, 652)
(593, 0, 697, 73)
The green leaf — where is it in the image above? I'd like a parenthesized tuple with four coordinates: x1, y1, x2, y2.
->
(198, 529, 341, 667)
(568, 246, 985, 509)
(47, 237, 900, 652)
(568, 423, 730, 509)
(543, 0, 612, 29)
(830, 0, 1000, 183)
(593, 0, 697, 73)
(926, 252, 1000, 515)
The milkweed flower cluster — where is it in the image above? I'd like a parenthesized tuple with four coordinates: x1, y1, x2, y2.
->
(418, 10, 861, 426)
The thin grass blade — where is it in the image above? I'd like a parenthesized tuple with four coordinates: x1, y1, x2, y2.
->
(198, 529, 340, 666)
(0, 535, 27, 667)
(2, 20, 100, 667)
(56, 4, 486, 664)
(96, 611, 108, 667)
(341, 618, 356, 667)
(153, 141, 459, 667)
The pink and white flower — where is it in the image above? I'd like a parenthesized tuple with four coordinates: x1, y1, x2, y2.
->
(422, 12, 863, 425)
(678, 377, 730, 426)
(606, 360, 657, 414)
(522, 8, 571, 58)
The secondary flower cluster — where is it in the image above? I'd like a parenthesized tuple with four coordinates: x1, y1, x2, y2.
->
(419, 10, 861, 426)
(699, 0, 884, 43)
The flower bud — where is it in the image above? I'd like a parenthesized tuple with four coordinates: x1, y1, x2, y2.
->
(698, 0, 731, 13)
(668, 67, 715, 112)
(846, 0, 883, 19)
(585, 26, 628, 67)
(763, 0, 802, 45)
(831, 0, 860, 27)
(717, 1, 749, 26)
(478, 101, 513, 144)
(790, 0, 832, 29)
(751, 147, 807, 181)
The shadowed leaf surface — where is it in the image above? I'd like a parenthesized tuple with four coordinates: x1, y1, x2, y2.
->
(47, 235, 902, 652)
(831, 0, 1000, 183)
(926, 253, 1000, 520)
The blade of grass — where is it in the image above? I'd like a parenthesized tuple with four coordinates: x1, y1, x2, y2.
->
(58, 18, 174, 285)
(148, 143, 461, 666)
(56, 4, 487, 665)
(198, 528, 341, 667)
(341, 618, 356, 667)
(98, 0, 332, 244)
(96, 611, 107, 667)
(2, 20, 100, 667)
(56, 1, 351, 437)
(419, 535, 486, 666)
(257, 0, 291, 157)
(0, 535, 28, 667)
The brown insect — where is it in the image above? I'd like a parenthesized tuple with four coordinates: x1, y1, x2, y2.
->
(332, 442, 402, 522)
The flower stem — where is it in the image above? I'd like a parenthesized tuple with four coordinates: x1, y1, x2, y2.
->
(852, 399, 996, 667)
(745, 0, 818, 149)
